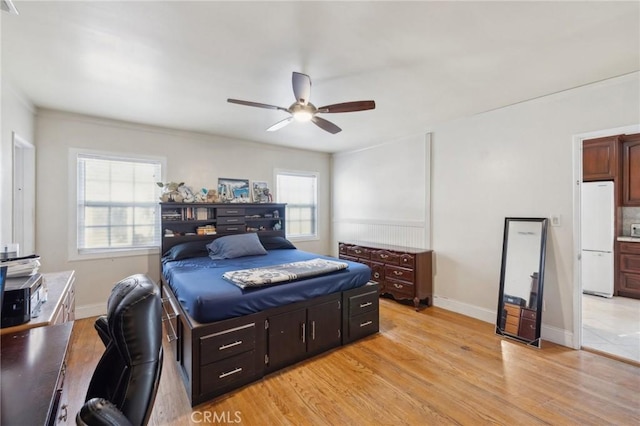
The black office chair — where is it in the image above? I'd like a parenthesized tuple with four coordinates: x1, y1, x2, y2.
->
(76, 274, 163, 426)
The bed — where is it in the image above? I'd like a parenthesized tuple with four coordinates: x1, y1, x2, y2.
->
(159, 233, 379, 406)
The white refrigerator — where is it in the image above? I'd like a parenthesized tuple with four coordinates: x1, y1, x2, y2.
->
(581, 181, 614, 297)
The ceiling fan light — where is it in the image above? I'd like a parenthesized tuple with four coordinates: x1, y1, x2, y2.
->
(293, 110, 313, 122)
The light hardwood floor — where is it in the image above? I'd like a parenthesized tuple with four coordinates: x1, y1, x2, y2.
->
(65, 298, 640, 425)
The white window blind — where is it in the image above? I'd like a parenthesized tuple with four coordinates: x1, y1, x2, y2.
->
(276, 172, 317, 239)
(77, 154, 162, 254)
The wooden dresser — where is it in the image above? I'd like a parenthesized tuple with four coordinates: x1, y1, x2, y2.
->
(339, 241, 433, 310)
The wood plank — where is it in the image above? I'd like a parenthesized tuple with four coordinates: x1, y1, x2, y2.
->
(63, 299, 640, 425)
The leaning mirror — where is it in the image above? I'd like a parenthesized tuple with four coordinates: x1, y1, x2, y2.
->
(496, 217, 548, 348)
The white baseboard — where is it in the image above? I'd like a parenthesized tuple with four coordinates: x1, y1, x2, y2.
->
(433, 295, 574, 348)
(75, 303, 106, 319)
(433, 295, 495, 324)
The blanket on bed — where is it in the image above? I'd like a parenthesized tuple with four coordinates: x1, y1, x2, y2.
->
(222, 258, 349, 289)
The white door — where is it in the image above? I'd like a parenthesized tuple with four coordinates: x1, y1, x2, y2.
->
(581, 250, 614, 297)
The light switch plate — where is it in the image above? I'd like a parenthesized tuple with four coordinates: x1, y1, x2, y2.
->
(632, 223, 640, 238)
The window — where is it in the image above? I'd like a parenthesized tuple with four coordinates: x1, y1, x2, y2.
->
(276, 171, 318, 240)
(75, 152, 162, 256)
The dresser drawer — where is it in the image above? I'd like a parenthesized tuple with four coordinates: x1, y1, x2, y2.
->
(503, 303, 522, 317)
(398, 253, 415, 268)
(200, 322, 256, 365)
(369, 262, 384, 282)
(339, 243, 351, 255)
(385, 278, 414, 298)
(385, 265, 414, 282)
(218, 216, 246, 225)
(339, 254, 358, 263)
(371, 250, 399, 265)
(505, 314, 520, 327)
(520, 308, 536, 321)
(200, 350, 257, 394)
(347, 246, 370, 259)
(217, 207, 245, 216)
(348, 289, 379, 317)
(346, 310, 379, 342)
(504, 323, 519, 335)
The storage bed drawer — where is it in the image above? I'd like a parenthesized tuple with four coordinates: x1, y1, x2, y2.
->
(200, 322, 256, 365)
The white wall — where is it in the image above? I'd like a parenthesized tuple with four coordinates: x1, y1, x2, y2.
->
(35, 109, 331, 317)
(431, 72, 640, 345)
(1, 80, 35, 246)
(332, 134, 430, 251)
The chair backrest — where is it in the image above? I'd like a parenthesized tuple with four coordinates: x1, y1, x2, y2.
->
(85, 274, 163, 426)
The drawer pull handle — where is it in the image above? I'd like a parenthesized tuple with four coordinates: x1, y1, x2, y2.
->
(58, 404, 68, 422)
(373, 272, 380, 279)
(162, 313, 177, 321)
(393, 283, 403, 289)
(226, 219, 239, 223)
(380, 254, 389, 259)
(219, 367, 243, 379)
(301, 323, 306, 343)
(360, 320, 373, 328)
(393, 271, 403, 276)
(312, 321, 316, 340)
(355, 250, 362, 254)
(227, 227, 239, 231)
(166, 333, 178, 343)
(226, 210, 239, 214)
(359, 302, 372, 308)
(219, 340, 243, 351)
(402, 258, 409, 263)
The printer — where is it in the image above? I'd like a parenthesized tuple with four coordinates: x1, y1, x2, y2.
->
(1, 273, 44, 328)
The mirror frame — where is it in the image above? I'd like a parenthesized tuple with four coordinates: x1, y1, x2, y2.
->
(495, 217, 548, 348)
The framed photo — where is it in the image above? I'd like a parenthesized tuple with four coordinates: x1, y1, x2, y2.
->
(252, 181, 272, 203)
(218, 178, 250, 203)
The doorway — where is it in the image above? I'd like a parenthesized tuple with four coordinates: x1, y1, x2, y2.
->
(573, 125, 640, 364)
(12, 132, 36, 255)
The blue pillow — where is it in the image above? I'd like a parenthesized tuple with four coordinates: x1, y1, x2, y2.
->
(258, 235, 296, 250)
(207, 233, 267, 260)
(162, 240, 212, 261)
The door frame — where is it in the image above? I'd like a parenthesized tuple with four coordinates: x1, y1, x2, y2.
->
(572, 124, 640, 349)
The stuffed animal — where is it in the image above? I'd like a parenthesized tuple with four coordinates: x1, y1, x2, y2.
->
(157, 182, 183, 202)
(206, 189, 220, 203)
(178, 184, 196, 203)
(194, 188, 208, 203)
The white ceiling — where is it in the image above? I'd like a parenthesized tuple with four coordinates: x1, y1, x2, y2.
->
(2, 1, 639, 153)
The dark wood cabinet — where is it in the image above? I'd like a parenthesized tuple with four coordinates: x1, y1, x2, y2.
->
(621, 134, 640, 206)
(339, 241, 433, 310)
(160, 203, 286, 253)
(617, 241, 640, 299)
(582, 135, 620, 181)
(342, 282, 380, 344)
(267, 295, 342, 372)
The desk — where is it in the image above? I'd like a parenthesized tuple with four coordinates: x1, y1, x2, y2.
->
(1, 270, 75, 335)
(1, 322, 73, 425)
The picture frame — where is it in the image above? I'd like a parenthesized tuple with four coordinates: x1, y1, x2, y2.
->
(217, 178, 250, 203)
(252, 181, 272, 203)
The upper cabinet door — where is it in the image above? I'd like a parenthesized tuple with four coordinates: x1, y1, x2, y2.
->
(583, 135, 620, 182)
(622, 133, 640, 206)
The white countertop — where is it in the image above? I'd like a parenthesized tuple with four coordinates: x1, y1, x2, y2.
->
(617, 236, 640, 242)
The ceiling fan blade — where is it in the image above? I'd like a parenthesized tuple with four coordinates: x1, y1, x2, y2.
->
(227, 98, 288, 112)
(292, 72, 311, 105)
(311, 116, 341, 134)
(317, 100, 376, 113)
(267, 116, 293, 132)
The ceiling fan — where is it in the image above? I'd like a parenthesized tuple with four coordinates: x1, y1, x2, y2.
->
(227, 72, 375, 134)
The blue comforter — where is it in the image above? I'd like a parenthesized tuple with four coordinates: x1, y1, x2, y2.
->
(162, 249, 371, 323)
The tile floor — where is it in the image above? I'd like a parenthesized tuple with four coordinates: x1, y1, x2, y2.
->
(582, 294, 640, 363)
